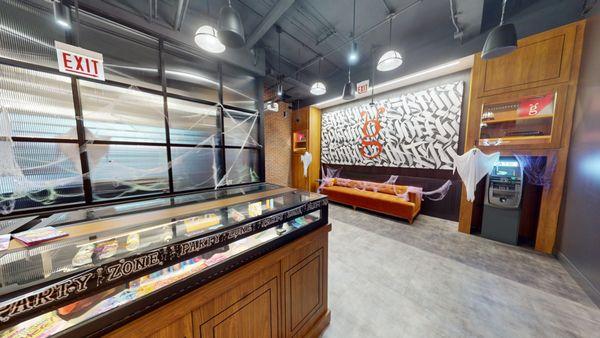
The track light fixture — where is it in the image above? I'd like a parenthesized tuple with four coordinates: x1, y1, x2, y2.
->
(53, 0, 71, 29)
(377, 17, 403, 72)
(218, 0, 245, 48)
(481, 0, 517, 60)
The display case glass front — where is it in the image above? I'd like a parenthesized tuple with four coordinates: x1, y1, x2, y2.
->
(478, 91, 557, 147)
(0, 184, 328, 337)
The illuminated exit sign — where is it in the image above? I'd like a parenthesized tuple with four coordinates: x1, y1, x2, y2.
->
(55, 41, 105, 81)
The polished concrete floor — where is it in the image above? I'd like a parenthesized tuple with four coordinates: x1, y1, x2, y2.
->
(322, 204, 600, 338)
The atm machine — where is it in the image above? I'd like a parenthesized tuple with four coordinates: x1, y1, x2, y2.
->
(481, 156, 524, 245)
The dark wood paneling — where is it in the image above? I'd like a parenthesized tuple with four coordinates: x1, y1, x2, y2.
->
(281, 235, 328, 338)
(146, 314, 193, 338)
(286, 250, 323, 333)
(196, 278, 279, 338)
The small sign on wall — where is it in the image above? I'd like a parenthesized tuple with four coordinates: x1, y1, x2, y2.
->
(356, 80, 369, 95)
(517, 92, 554, 117)
(55, 41, 105, 81)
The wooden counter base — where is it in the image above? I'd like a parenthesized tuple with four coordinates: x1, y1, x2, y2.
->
(104, 224, 331, 338)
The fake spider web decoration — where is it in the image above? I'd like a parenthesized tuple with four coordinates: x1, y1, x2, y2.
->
(0, 66, 261, 216)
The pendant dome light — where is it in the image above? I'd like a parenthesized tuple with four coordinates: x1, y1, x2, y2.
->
(195, 25, 226, 53)
(218, 0, 245, 48)
(195, 1, 226, 53)
(310, 58, 327, 96)
(342, 66, 355, 100)
(377, 17, 403, 72)
(481, 0, 517, 60)
(347, 0, 359, 65)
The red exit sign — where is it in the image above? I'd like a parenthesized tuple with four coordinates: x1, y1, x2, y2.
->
(55, 41, 105, 81)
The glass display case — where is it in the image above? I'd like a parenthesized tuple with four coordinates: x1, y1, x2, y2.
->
(0, 184, 328, 337)
(477, 88, 564, 147)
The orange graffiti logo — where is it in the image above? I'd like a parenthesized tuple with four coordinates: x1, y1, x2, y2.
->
(360, 106, 384, 159)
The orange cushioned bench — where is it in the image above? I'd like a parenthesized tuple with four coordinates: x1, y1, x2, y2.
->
(319, 178, 421, 224)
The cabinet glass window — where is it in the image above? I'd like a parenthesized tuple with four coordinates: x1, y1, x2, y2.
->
(87, 144, 169, 201)
(0, 64, 77, 139)
(223, 110, 259, 147)
(168, 97, 219, 145)
(171, 147, 218, 192)
(0, 142, 84, 212)
(479, 92, 556, 147)
(79, 81, 166, 143)
(0, 0, 67, 69)
(225, 149, 260, 185)
(164, 45, 219, 102)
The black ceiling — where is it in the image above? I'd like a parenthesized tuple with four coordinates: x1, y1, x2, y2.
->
(71, 0, 592, 105)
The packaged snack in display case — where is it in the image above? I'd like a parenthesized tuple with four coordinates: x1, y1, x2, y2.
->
(125, 233, 140, 251)
(0, 235, 11, 251)
(248, 201, 263, 217)
(72, 244, 95, 267)
(11, 227, 68, 246)
(183, 213, 221, 234)
(93, 239, 118, 260)
(228, 208, 246, 222)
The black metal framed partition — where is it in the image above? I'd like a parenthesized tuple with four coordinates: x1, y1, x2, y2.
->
(0, 0, 265, 221)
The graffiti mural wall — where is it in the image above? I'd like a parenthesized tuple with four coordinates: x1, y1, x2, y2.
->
(321, 81, 464, 170)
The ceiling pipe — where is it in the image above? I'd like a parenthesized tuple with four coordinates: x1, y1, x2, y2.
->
(290, 0, 422, 77)
(148, 0, 158, 21)
(173, 0, 189, 31)
(279, 28, 343, 75)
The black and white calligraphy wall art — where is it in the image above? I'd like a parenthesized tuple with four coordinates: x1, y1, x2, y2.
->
(321, 81, 464, 170)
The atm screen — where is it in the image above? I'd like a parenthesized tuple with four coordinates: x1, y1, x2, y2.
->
(493, 160, 519, 178)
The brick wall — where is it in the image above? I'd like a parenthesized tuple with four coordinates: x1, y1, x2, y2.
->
(264, 103, 291, 186)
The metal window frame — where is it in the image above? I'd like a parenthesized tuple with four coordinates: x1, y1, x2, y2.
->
(0, 8, 264, 222)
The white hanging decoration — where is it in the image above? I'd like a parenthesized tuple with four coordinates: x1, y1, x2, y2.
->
(300, 151, 312, 177)
(452, 148, 500, 202)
